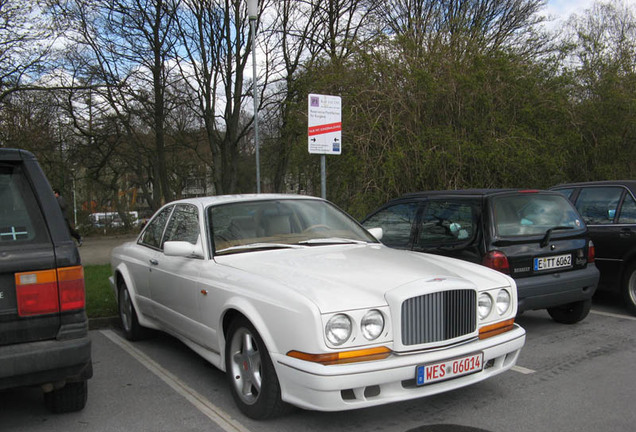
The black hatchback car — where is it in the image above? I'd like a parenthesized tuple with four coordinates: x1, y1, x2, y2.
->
(0, 148, 92, 412)
(551, 181, 636, 315)
(362, 189, 600, 324)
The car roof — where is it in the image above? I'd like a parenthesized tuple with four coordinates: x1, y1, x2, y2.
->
(162, 193, 324, 208)
(551, 180, 636, 190)
(397, 188, 552, 200)
(0, 148, 36, 161)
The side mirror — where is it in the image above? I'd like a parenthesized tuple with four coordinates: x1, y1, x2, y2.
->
(367, 227, 383, 241)
(164, 241, 204, 259)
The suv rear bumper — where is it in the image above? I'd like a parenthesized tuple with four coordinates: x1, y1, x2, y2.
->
(516, 263, 600, 312)
(0, 336, 92, 390)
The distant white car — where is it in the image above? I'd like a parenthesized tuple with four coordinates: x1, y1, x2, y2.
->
(110, 194, 526, 419)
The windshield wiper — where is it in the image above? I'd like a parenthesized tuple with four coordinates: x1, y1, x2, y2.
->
(298, 237, 367, 246)
(215, 243, 302, 255)
(540, 226, 574, 248)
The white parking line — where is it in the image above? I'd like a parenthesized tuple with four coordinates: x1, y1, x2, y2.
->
(590, 309, 636, 321)
(100, 330, 252, 432)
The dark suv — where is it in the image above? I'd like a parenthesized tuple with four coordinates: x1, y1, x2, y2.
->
(551, 181, 636, 315)
(362, 189, 600, 324)
(0, 149, 92, 412)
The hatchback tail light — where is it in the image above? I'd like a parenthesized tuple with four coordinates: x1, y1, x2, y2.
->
(483, 251, 510, 274)
(15, 266, 85, 317)
(588, 240, 595, 263)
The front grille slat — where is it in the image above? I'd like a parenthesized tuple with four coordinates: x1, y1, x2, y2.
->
(401, 289, 476, 345)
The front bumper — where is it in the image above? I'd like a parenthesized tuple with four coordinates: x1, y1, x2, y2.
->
(0, 335, 93, 391)
(272, 324, 525, 411)
(515, 264, 599, 312)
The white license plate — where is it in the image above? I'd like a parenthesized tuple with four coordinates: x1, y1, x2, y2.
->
(534, 254, 572, 271)
(416, 352, 483, 386)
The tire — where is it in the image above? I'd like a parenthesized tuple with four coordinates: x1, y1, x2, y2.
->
(118, 280, 146, 341)
(225, 317, 288, 419)
(622, 262, 636, 316)
(44, 380, 88, 413)
(547, 299, 592, 324)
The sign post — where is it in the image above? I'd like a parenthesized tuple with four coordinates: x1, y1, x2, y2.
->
(308, 94, 341, 198)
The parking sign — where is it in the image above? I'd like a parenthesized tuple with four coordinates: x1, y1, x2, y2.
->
(308, 94, 341, 155)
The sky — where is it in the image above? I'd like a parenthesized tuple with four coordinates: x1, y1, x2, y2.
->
(545, 0, 636, 22)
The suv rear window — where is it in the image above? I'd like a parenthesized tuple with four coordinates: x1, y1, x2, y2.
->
(0, 163, 50, 246)
(492, 193, 583, 237)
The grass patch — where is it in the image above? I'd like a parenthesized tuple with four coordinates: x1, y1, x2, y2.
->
(84, 264, 117, 318)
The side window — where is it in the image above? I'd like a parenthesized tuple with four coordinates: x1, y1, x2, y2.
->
(163, 204, 200, 246)
(417, 200, 477, 247)
(575, 187, 624, 225)
(0, 164, 50, 245)
(363, 202, 419, 248)
(618, 193, 636, 224)
(139, 206, 174, 249)
(554, 188, 575, 200)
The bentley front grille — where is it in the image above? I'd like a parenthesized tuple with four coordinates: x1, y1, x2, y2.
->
(401, 289, 477, 345)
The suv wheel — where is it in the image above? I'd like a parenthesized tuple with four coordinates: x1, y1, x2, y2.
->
(547, 299, 592, 324)
(44, 380, 88, 413)
(622, 262, 636, 315)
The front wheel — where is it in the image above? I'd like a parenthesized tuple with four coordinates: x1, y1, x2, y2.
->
(225, 317, 288, 419)
(547, 299, 592, 324)
(622, 262, 636, 315)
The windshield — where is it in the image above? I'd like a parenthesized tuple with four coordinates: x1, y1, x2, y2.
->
(209, 198, 378, 254)
(492, 193, 584, 237)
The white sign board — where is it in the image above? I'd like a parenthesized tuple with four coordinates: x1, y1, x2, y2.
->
(308, 94, 341, 155)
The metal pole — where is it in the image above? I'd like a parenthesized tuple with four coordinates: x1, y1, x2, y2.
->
(250, 17, 261, 193)
(321, 155, 326, 199)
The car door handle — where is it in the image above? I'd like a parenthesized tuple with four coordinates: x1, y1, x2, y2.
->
(149, 259, 159, 266)
(620, 228, 632, 238)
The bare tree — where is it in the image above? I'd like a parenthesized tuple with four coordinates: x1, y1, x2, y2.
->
(174, 0, 255, 195)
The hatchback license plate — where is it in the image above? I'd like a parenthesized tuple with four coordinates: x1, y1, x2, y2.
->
(534, 254, 572, 271)
(416, 352, 483, 386)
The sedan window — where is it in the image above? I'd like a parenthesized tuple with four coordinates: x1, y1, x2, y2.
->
(139, 206, 174, 249)
(574, 187, 624, 225)
(619, 193, 636, 224)
(210, 199, 377, 254)
(163, 204, 200, 246)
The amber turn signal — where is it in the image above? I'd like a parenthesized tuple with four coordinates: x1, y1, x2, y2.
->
(287, 346, 391, 365)
(479, 318, 515, 340)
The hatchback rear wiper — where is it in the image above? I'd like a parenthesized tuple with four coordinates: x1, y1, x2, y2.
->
(540, 226, 574, 248)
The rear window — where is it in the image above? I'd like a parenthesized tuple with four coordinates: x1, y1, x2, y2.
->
(492, 193, 583, 237)
(0, 163, 50, 246)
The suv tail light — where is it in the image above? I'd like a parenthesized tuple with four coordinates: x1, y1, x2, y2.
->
(588, 240, 595, 263)
(15, 266, 85, 317)
(483, 251, 510, 274)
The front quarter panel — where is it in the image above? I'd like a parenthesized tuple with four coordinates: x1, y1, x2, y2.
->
(197, 261, 327, 368)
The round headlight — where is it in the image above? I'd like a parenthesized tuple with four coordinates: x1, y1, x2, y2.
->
(361, 309, 384, 340)
(326, 314, 352, 346)
(478, 293, 493, 319)
(496, 289, 511, 315)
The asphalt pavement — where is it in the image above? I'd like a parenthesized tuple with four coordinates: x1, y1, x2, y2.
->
(79, 235, 137, 266)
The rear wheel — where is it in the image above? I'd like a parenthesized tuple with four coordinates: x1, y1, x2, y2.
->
(622, 262, 636, 315)
(547, 299, 592, 324)
(225, 317, 288, 419)
(118, 280, 146, 340)
(44, 380, 88, 413)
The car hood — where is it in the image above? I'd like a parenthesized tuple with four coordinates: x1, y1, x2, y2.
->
(214, 244, 512, 313)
